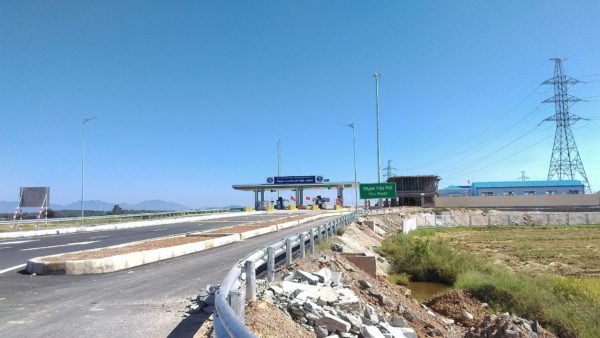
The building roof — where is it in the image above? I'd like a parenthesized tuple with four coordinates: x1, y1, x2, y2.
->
(441, 185, 470, 190)
(232, 182, 357, 191)
(471, 180, 583, 189)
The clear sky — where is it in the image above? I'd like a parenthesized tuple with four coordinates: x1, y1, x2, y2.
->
(1, 1, 599, 207)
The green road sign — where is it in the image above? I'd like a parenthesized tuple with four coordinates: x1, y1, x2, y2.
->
(343, 184, 353, 188)
(359, 183, 397, 199)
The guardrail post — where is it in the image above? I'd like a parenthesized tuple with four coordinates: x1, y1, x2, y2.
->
(245, 261, 256, 301)
(267, 247, 275, 282)
(309, 229, 316, 253)
(324, 224, 329, 240)
(547, 214, 550, 225)
(299, 233, 306, 259)
(285, 239, 293, 266)
(566, 213, 570, 226)
(586, 213, 590, 225)
(228, 290, 245, 323)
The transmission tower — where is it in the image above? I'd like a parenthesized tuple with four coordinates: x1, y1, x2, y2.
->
(541, 58, 591, 193)
(383, 160, 397, 180)
(516, 171, 529, 181)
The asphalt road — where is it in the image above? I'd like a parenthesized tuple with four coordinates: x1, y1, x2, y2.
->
(0, 213, 334, 338)
(0, 212, 299, 272)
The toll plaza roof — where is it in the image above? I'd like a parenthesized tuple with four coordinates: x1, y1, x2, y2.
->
(232, 182, 358, 191)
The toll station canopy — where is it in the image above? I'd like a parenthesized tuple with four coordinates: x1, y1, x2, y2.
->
(232, 175, 357, 210)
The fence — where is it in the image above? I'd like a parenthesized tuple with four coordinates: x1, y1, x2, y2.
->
(0, 209, 232, 232)
(214, 211, 358, 338)
(402, 212, 600, 233)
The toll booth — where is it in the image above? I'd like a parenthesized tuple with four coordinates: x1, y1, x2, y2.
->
(232, 176, 357, 210)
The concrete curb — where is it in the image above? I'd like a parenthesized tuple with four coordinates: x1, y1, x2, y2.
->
(26, 233, 240, 275)
(1, 211, 267, 239)
(25, 211, 346, 275)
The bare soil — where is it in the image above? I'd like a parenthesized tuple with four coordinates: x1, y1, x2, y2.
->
(436, 226, 600, 276)
(425, 290, 487, 326)
(245, 300, 316, 338)
(42, 235, 214, 261)
(205, 214, 310, 234)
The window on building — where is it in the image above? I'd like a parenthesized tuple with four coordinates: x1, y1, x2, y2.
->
(503, 191, 514, 196)
(481, 192, 493, 196)
(524, 191, 535, 195)
(568, 190, 580, 195)
(546, 190, 558, 195)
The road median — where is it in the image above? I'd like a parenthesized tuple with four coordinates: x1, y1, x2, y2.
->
(26, 211, 342, 275)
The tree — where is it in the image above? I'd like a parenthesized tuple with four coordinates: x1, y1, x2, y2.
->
(111, 204, 123, 215)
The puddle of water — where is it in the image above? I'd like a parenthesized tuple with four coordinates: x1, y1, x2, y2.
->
(406, 281, 451, 302)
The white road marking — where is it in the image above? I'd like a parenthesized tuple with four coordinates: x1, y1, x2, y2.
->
(20, 241, 99, 251)
(0, 246, 13, 250)
(89, 235, 109, 239)
(152, 228, 168, 232)
(0, 264, 26, 274)
(0, 240, 39, 245)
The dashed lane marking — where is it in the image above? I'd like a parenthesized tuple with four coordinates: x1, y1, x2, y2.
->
(0, 264, 26, 274)
(0, 240, 39, 245)
(20, 241, 99, 251)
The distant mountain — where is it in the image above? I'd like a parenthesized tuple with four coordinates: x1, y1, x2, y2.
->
(58, 200, 114, 211)
(120, 200, 190, 211)
(0, 199, 190, 212)
(0, 201, 18, 213)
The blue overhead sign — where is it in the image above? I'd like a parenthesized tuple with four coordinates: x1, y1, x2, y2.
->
(267, 176, 324, 185)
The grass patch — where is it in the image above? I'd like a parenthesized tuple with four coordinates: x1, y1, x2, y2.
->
(316, 239, 332, 252)
(382, 229, 600, 338)
(336, 227, 346, 236)
(388, 272, 410, 285)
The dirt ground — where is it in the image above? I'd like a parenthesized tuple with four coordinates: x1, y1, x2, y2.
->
(41, 235, 215, 261)
(435, 226, 600, 276)
(245, 300, 316, 338)
(425, 290, 487, 327)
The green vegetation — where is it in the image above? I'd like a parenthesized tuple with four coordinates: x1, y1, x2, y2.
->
(316, 239, 332, 252)
(382, 228, 600, 338)
(336, 227, 346, 236)
(388, 272, 410, 285)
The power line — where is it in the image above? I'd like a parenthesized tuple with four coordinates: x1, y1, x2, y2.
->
(401, 85, 544, 172)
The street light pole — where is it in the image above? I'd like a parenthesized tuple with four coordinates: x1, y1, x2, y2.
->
(373, 72, 382, 207)
(276, 138, 281, 200)
(81, 117, 97, 226)
(344, 123, 359, 213)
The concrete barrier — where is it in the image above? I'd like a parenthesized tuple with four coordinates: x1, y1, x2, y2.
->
(26, 233, 239, 275)
(435, 193, 600, 208)
(1, 211, 263, 239)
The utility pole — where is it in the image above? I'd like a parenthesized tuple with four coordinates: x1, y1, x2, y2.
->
(541, 58, 591, 192)
(383, 160, 397, 180)
(276, 138, 281, 199)
(517, 171, 529, 181)
(81, 117, 97, 226)
(373, 72, 382, 206)
(344, 123, 359, 213)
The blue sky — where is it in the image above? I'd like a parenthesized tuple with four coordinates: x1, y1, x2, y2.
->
(1, 1, 599, 207)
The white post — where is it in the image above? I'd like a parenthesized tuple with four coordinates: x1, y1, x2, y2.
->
(245, 261, 256, 301)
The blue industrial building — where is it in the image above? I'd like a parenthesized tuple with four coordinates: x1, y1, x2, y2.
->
(470, 180, 584, 196)
(438, 185, 470, 197)
(438, 180, 586, 197)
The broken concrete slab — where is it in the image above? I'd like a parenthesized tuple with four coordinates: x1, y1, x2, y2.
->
(361, 325, 386, 338)
(316, 312, 351, 333)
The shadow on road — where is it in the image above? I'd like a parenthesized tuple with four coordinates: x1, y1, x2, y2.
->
(167, 312, 211, 338)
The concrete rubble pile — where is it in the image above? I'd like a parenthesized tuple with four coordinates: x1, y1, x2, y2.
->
(187, 284, 219, 315)
(466, 313, 556, 338)
(255, 266, 418, 338)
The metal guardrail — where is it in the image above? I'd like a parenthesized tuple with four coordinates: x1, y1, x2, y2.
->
(0, 208, 233, 231)
(214, 211, 359, 338)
